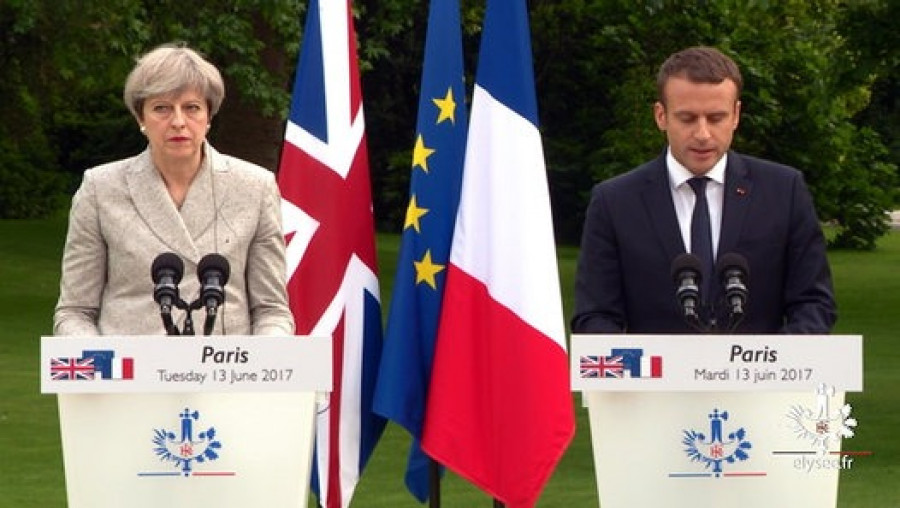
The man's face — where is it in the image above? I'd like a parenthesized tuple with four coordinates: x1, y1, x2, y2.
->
(654, 76, 741, 176)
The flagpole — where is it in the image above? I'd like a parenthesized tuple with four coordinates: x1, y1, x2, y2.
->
(429, 460, 441, 507)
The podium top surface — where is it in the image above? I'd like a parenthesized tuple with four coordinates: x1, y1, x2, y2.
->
(570, 334, 862, 392)
(41, 335, 332, 394)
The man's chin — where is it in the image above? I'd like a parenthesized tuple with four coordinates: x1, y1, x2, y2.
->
(685, 154, 719, 175)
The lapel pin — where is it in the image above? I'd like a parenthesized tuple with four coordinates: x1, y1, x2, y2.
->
(736, 187, 747, 196)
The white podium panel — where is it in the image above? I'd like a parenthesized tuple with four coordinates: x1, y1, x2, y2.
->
(42, 336, 331, 508)
(586, 391, 849, 507)
(58, 392, 316, 508)
(572, 335, 863, 508)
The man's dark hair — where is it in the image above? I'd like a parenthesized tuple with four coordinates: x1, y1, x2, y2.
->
(656, 46, 743, 104)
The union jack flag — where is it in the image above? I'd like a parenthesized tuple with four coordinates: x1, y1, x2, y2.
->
(580, 355, 625, 378)
(50, 357, 95, 380)
(580, 356, 600, 378)
(277, 1, 385, 506)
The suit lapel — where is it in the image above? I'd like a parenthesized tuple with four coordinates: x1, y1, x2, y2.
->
(179, 160, 216, 248)
(719, 153, 753, 257)
(640, 155, 685, 262)
(182, 145, 233, 254)
(127, 150, 200, 263)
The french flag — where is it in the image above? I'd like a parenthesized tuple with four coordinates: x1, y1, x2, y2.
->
(421, 1, 575, 506)
(81, 350, 134, 380)
(612, 348, 663, 378)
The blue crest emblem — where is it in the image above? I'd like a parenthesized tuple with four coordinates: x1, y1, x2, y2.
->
(682, 408, 752, 477)
(152, 408, 223, 476)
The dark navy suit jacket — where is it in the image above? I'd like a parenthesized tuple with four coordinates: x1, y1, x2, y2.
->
(571, 150, 836, 334)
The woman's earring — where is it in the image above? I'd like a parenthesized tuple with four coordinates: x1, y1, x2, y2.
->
(140, 125, 146, 134)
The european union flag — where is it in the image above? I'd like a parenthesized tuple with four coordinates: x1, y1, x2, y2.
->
(372, 0, 468, 502)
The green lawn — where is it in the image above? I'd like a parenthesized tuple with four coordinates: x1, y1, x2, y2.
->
(1, 218, 897, 506)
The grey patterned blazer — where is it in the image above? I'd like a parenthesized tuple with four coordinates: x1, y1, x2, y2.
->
(54, 144, 295, 336)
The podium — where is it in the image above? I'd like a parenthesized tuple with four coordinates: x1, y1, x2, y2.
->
(41, 336, 331, 508)
(571, 334, 863, 508)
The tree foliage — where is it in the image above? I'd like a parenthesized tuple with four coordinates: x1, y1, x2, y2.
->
(1, 0, 896, 249)
(529, 0, 897, 248)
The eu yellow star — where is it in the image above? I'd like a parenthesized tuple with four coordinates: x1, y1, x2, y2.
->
(414, 250, 445, 290)
(412, 134, 435, 173)
(432, 87, 457, 125)
(405, 195, 429, 233)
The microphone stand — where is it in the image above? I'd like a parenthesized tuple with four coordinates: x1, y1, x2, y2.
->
(160, 305, 180, 336)
(685, 311, 707, 333)
(201, 298, 221, 336)
(182, 307, 196, 335)
(202, 311, 217, 336)
(725, 307, 745, 332)
(166, 297, 205, 336)
(703, 301, 718, 334)
(695, 300, 745, 334)
(679, 299, 718, 334)
(180, 298, 207, 336)
(722, 286, 747, 332)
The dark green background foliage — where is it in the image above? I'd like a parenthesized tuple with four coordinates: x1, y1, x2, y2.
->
(1, 0, 897, 248)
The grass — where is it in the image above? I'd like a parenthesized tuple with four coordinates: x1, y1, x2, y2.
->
(1, 217, 897, 507)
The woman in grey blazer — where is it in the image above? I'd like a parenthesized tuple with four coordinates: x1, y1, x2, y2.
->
(54, 43, 294, 337)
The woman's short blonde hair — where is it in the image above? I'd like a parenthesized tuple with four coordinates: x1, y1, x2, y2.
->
(123, 43, 225, 121)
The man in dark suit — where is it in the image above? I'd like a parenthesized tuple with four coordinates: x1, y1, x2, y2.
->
(571, 46, 836, 334)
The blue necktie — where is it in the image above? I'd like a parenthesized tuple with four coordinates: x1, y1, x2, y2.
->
(688, 177, 714, 304)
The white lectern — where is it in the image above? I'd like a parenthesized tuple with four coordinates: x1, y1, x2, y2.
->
(41, 336, 331, 508)
(571, 335, 863, 508)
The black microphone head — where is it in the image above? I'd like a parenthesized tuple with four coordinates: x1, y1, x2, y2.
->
(198, 253, 230, 285)
(717, 252, 750, 281)
(718, 252, 750, 329)
(671, 253, 703, 282)
(151, 252, 184, 284)
(672, 253, 703, 327)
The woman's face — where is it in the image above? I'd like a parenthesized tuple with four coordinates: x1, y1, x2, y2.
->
(141, 88, 210, 167)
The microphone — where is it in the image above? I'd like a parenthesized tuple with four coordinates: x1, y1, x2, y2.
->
(671, 253, 704, 330)
(717, 253, 750, 331)
(197, 253, 230, 335)
(151, 252, 184, 335)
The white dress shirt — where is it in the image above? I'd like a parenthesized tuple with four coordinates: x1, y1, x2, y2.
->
(667, 148, 726, 260)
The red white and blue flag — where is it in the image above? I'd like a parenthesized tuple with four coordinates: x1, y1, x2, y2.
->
(421, 1, 575, 506)
(50, 357, 96, 380)
(50, 350, 134, 380)
(277, 1, 385, 507)
(612, 347, 663, 378)
(580, 355, 625, 378)
(580, 349, 663, 379)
